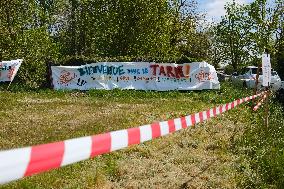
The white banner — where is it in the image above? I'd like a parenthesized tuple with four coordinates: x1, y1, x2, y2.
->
(262, 54, 271, 87)
(51, 62, 220, 91)
(0, 59, 23, 82)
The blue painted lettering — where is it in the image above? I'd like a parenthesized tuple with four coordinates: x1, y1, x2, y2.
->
(127, 69, 141, 75)
(78, 65, 125, 76)
(142, 68, 148, 74)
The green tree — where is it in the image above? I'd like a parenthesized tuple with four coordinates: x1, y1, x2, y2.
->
(0, 0, 213, 86)
(247, 0, 283, 58)
(0, 0, 60, 86)
(275, 1, 284, 79)
(207, 25, 225, 68)
(214, 0, 283, 70)
(215, 1, 252, 70)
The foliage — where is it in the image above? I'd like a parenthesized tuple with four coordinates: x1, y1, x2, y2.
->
(207, 26, 224, 69)
(224, 64, 235, 75)
(236, 97, 284, 188)
(0, 0, 211, 87)
(55, 54, 200, 67)
(60, 0, 173, 57)
(16, 28, 60, 87)
(215, 2, 252, 70)
(58, 0, 209, 59)
(214, 0, 283, 70)
(0, 0, 61, 87)
(275, 5, 284, 79)
(1, 0, 284, 187)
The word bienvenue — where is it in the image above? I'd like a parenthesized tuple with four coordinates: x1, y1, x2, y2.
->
(77, 64, 191, 78)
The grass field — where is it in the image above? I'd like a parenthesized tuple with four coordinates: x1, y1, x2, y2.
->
(0, 82, 283, 188)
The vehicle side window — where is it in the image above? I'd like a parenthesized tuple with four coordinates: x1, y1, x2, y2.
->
(251, 68, 258, 74)
(245, 68, 251, 74)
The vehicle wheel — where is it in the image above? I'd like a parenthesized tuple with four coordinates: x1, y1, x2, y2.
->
(243, 81, 247, 88)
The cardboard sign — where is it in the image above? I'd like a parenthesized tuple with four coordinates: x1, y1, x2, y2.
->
(262, 54, 271, 87)
(0, 59, 23, 82)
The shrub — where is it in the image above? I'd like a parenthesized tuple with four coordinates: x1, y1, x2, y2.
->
(224, 64, 235, 75)
(15, 28, 60, 88)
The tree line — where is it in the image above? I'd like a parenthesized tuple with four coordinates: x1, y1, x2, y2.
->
(0, 0, 283, 86)
(213, 0, 283, 76)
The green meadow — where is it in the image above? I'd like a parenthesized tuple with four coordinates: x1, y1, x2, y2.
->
(0, 82, 283, 188)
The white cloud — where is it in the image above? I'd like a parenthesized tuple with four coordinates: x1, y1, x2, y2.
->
(204, 0, 250, 21)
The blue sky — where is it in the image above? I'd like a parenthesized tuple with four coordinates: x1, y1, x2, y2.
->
(196, 0, 255, 21)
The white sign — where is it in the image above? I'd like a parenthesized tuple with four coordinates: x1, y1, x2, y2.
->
(51, 62, 220, 91)
(0, 59, 23, 82)
(262, 54, 271, 87)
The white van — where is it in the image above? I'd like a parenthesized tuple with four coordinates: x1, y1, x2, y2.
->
(231, 66, 281, 91)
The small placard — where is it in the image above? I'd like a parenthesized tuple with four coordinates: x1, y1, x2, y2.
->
(262, 54, 271, 87)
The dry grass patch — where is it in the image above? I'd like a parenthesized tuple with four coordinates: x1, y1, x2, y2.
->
(109, 120, 241, 188)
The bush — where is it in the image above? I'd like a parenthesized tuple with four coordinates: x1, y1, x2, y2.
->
(15, 28, 60, 88)
(224, 64, 235, 75)
(57, 55, 200, 66)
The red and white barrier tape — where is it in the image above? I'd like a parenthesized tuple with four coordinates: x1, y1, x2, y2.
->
(253, 93, 268, 111)
(0, 92, 265, 184)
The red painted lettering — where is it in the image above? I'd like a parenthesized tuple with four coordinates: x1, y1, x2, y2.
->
(166, 66, 175, 78)
(159, 66, 167, 76)
(174, 66, 184, 78)
(150, 65, 159, 76)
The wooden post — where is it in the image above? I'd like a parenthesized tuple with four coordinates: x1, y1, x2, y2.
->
(264, 88, 270, 127)
(0, 56, 3, 91)
(6, 80, 12, 91)
(6, 59, 13, 91)
(252, 64, 262, 109)
(0, 49, 2, 63)
(46, 60, 54, 89)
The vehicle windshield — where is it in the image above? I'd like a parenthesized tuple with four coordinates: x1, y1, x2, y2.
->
(241, 67, 277, 76)
(272, 71, 278, 76)
(250, 68, 262, 75)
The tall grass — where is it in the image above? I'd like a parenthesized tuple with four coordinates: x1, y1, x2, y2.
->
(236, 93, 284, 188)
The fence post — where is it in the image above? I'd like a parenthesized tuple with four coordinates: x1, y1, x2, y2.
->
(46, 60, 54, 89)
(0, 49, 2, 62)
(264, 88, 270, 127)
(252, 64, 262, 109)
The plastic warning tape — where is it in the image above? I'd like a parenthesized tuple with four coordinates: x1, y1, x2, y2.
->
(253, 93, 268, 111)
(0, 92, 265, 185)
